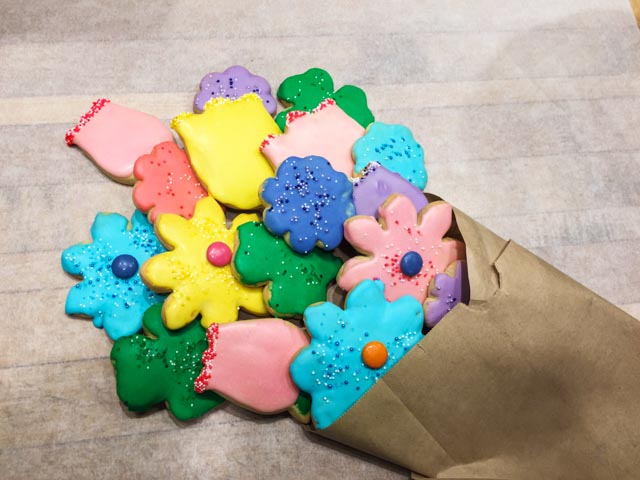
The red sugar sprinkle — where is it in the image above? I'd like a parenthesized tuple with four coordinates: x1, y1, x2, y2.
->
(285, 109, 308, 126)
(260, 134, 277, 150)
(194, 323, 220, 394)
(312, 98, 336, 113)
(65, 98, 110, 146)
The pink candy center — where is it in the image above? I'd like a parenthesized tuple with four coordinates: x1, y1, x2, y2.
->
(206, 242, 232, 267)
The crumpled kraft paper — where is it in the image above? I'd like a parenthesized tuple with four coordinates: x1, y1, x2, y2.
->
(311, 198, 640, 479)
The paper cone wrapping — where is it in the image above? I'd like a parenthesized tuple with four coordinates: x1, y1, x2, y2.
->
(310, 197, 640, 479)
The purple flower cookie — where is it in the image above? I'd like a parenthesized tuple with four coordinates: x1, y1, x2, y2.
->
(352, 162, 428, 218)
(193, 65, 276, 115)
(424, 260, 470, 328)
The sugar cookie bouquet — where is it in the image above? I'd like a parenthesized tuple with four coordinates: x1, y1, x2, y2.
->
(62, 66, 640, 479)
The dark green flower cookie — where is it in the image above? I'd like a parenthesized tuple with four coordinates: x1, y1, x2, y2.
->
(275, 67, 374, 130)
(110, 303, 224, 421)
(233, 221, 342, 317)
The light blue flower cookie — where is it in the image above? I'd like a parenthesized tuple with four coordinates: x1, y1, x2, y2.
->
(260, 155, 355, 254)
(61, 210, 166, 340)
(290, 279, 424, 429)
(353, 122, 427, 189)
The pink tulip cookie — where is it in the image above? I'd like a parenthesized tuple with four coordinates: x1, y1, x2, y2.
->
(337, 194, 466, 306)
(66, 99, 174, 184)
(260, 99, 364, 177)
(195, 318, 309, 414)
(133, 141, 208, 222)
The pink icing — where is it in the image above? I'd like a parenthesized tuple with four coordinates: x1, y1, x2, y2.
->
(68, 101, 174, 180)
(133, 141, 207, 222)
(338, 195, 466, 304)
(260, 100, 364, 177)
(195, 319, 309, 414)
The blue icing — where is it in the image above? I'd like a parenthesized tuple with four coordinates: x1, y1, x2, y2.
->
(353, 122, 428, 190)
(261, 155, 355, 254)
(290, 280, 424, 429)
(61, 210, 166, 340)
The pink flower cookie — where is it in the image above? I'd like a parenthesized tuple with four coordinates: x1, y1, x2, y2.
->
(65, 99, 174, 184)
(260, 99, 364, 177)
(133, 141, 207, 222)
(337, 194, 466, 306)
(195, 318, 309, 414)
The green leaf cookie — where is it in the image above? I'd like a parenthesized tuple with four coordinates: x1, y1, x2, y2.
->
(233, 222, 342, 317)
(275, 67, 374, 131)
(110, 303, 224, 421)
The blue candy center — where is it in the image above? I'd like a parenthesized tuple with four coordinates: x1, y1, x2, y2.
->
(400, 251, 423, 277)
(111, 254, 139, 279)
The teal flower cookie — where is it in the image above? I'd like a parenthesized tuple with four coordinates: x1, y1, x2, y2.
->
(353, 122, 427, 189)
(61, 210, 166, 340)
(290, 280, 424, 429)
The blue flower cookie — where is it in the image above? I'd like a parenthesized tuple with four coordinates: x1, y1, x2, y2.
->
(290, 279, 424, 429)
(61, 210, 166, 340)
(260, 155, 355, 254)
(353, 122, 428, 190)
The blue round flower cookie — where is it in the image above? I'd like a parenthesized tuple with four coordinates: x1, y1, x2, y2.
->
(260, 155, 355, 254)
(290, 279, 425, 429)
(353, 122, 428, 190)
(61, 209, 166, 340)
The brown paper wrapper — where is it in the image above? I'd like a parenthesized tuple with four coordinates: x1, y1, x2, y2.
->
(311, 198, 640, 479)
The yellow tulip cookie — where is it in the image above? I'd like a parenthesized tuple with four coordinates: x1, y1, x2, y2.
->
(141, 196, 267, 329)
(171, 93, 280, 210)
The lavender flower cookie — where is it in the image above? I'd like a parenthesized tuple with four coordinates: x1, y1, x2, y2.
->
(424, 260, 470, 328)
(194, 66, 276, 115)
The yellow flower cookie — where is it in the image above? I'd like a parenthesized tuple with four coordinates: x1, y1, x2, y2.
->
(171, 93, 280, 210)
(141, 196, 267, 329)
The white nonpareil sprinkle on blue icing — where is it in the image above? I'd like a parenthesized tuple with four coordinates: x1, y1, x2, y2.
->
(290, 280, 424, 429)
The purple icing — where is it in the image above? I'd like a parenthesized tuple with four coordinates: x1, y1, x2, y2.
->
(425, 260, 470, 329)
(193, 65, 276, 115)
(352, 162, 428, 218)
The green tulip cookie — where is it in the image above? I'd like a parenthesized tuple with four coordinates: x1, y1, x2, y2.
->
(110, 303, 224, 420)
(275, 68, 374, 131)
(233, 221, 342, 317)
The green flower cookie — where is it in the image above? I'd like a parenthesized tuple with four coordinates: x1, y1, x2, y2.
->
(110, 303, 224, 421)
(275, 67, 374, 130)
(233, 222, 342, 317)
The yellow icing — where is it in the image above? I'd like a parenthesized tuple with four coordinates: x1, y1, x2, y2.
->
(171, 93, 280, 210)
(141, 196, 267, 329)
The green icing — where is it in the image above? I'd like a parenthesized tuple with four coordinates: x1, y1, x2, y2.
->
(110, 303, 224, 421)
(275, 68, 374, 131)
(294, 391, 311, 416)
(233, 222, 342, 317)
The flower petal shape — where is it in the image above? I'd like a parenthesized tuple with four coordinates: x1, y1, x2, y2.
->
(290, 280, 424, 429)
(353, 122, 427, 189)
(337, 195, 466, 306)
(260, 155, 355, 254)
(141, 196, 267, 329)
(233, 221, 342, 317)
(61, 210, 166, 340)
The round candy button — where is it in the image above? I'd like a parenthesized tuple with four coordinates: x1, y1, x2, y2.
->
(400, 251, 423, 277)
(361, 341, 388, 369)
(206, 242, 232, 267)
(111, 254, 139, 279)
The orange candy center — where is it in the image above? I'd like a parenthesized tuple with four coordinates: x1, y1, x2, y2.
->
(361, 341, 388, 369)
